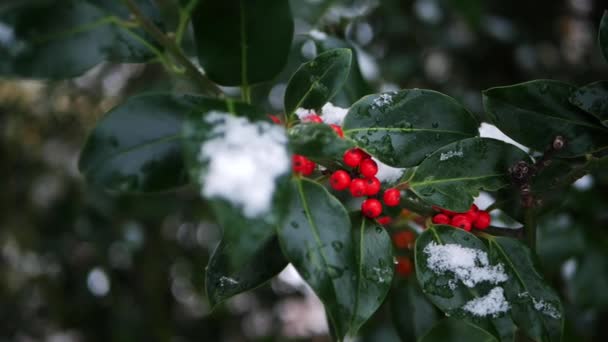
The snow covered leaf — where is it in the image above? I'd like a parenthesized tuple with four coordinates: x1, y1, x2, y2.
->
(485, 236, 564, 342)
(191, 0, 293, 86)
(342, 90, 479, 168)
(390, 278, 440, 341)
(406, 137, 529, 212)
(600, 11, 608, 63)
(79, 93, 200, 192)
(414, 225, 515, 340)
(284, 48, 352, 115)
(276, 179, 393, 339)
(288, 123, 354, 160)
(483, 80, 608, 157)
(419, 319, 498, 342)
(569, 81, 608, 127)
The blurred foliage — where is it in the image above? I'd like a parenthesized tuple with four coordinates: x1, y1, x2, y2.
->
(1, 0, 608, 341)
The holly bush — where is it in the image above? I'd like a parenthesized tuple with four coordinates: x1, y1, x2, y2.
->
(3, 1, 608, 341)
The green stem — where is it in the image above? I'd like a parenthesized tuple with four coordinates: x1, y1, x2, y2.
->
(241, 84, 251, 104)
(524, 207, 537, 253)
(122, 0, 222, 96)
(175, 0, 199, 44)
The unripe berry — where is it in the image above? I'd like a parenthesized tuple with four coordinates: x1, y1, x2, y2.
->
(377, 216, 392, 226)
(383, 188, 401, 206)
(303, 114, 323, 123)
(393, 230, 415, 249)
(432, 213, 450, 225)
(364, 177, 381, 196)
(343, 148, 363, 168)
(451, 214, 472, 231)
(395, 256, 413, 276)
(359, 158, 378, 178)
(330, 124, 344, 138)
(473, 211, 491, 229)
(329, 170, 351, 191)
(349, 178, 367, 197)
(361, 198, 383, 218)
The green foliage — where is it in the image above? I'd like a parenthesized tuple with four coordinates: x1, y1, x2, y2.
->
(419, 319, 498, 342)
(600, 11, 608, 63)
(569, 81, 608, 127)
(288, 123, 354, 160)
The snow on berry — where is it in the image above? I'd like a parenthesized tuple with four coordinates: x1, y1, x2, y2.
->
(198, 112, 289, 218)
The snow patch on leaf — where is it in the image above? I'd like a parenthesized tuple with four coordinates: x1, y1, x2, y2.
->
(320, 102, 348, 125)
(198, 112, 289, 217)
(372, 93, 394, 108)
(518, 292, 562, 319)
(439, 150, 464, 161)
(373, 157, 405, 183)
(462, 287, 510, 317)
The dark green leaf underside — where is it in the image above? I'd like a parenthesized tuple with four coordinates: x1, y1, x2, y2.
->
(569, 81, 608, 127)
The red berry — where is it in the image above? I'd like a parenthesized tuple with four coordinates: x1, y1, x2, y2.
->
(359, 158, 378, 178)
(349, 178, 367, 197)
(292, 154, 315, 176)
(267, 114, 282, 124)
(451, 214, 472, 231)
(356, 148, 371, 160)
(329, 170, 351, 191)
(377, 216, 392, 226)
(364, 177, 381, 196)
(343, 148, 363, 168)
(361, 198, 383, 218)
(302, 113, 323, 123)
(465, 205, 480, 222)
(395, 256, 413, 276)
(393, 230, 415, 249)
(432, 213, 450, 225)
(330, 124, 344, 138)
(473, 211, 491, 230)
(382, 188, 401, 206)
(438, 207, 457, 216)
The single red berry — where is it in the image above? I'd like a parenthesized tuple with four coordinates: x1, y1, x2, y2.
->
(330, 124, 344, 138)
(302, 113, 323, 123)
(267, 114, 282, 124)
(329, 170, 351, 191)
(292, 154, 315, 176)
(465, 205, 480, 222)
(432, 213, 450, 225)
(383, 188, 401, 207)
(377, 216, 392, 226)
(343, 148, 363, 168)
(361, 198, 383, 218)
(473, 211, 491, 230)
(359, 158, 378, 178)
(393, 230, 415, 249)
(349, 178, 367, 197)
(451, 214, 472, 231)
(302, 159, 316, 176)
(395, 256, 413, 277)
(364, 177, 381, 196)
(355, 148, 371, 160)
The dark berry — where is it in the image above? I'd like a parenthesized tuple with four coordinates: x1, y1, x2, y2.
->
(329, 170, 351, 191)
(382, 188, 401, 206)
(392, 230, 415, 249)
(359, 158, 378, 178)
(349, 178, 367, 197)
(361, 198, 383, 218)
(451, 214, 472, 231)
(364, 177, 381, 196)
(395, 256, 413, 276)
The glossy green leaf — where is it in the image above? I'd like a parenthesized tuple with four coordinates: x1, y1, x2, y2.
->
(205, 235, 288, 308)
(485, 236, 564, 342)
(0, 0, 159, 78)
(277, 179, 393, 339)
(600, 10, 608, 63)
(288, 123, 354, 160)
(79, 93, 202, 192)
(284, 48, 352, 115)
(419, 319, 498, 342)
(390, 278, 439, 340)
(483, 80, 608, 157)
(569, 81, 608, 127)
(191, 0, 294, 86)
(406, 137, 529, 212)
(343, 90, 479, 168)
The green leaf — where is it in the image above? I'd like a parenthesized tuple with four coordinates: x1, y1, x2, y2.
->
(191, 0, 294, 86)
(342, 90, 479, 168)
(284, 48, 352, 115)
(0, 0, 159, 78)
(288, 123, 354, 160)
(483, 80, 608, 157)
(79, 93, 201, 192)
(390, 278, 439, 340)
(569, 81, 608, 127)
(600, 10, 608, 63)
(276, 179, 393, 339)
(406, 137, 529, 212)
(485, 236, 564, 342)
(419, 319, 498, 342)
(205, 235, 288, 308)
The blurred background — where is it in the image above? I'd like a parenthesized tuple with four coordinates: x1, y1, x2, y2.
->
(1, 0, 608, 341)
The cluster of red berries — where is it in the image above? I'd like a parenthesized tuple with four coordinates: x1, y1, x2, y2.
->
(431, 204, 491, 231)
(329, 148, 401, 219)
(392, 229, 415, 277)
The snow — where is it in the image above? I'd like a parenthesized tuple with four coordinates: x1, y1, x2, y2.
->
(372, 93, 394, 108)
(320, 102, 348, 125)
(423, 242, 508, 288)
(462, 287, 510, 317)
(309, 29, 327, 40)
(518, 292, 562, 319)
(198, 112, 290, 218)
(439, 150, 464, 161)
(373, 157, 405, 183)
(295, 108, 315, 120)
(479, 123, 529, 152)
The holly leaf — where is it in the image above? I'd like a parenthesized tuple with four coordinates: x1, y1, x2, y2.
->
(284, 48, 352, 115)
(569, 81, 608, 127)
(600, 10, 608, 63)
(419, 319, 498, 342)
(406, 137, 529, 212)
(343, 90, 479, 168)
(483, 80, 608, 157)
(191, 0, 293, 86)
(288, 123, 354, 160)
(390, 278, 440, 341)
